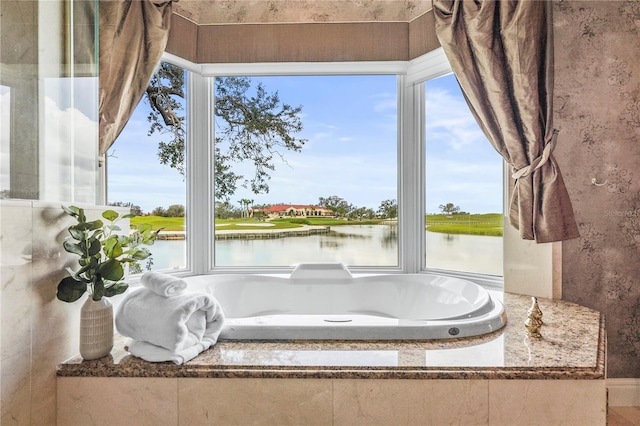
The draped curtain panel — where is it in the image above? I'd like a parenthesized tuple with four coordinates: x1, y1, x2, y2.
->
(432, 0, 579, 243)
(99, 0, 174, 154)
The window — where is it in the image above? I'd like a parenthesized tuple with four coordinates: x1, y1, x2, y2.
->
(211, 75, 399, 268)
(106, 62, 188, 272)
(424, 74, 504, 276)
(108, 51, 504, 282)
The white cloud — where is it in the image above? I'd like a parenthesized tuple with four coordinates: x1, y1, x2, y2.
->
(370, 92, 397, 114)
(232, 152, 397, 209)
(426, 88, 487, 151)
(425, 156, 503, 213)
(311, 131, 333, 140)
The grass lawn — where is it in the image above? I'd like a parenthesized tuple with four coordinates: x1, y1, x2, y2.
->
(427, 223, 503, 237)
(426, 213, 502, 223)
(131, 214, 503, 236)
(130, 216, 185, 231)
(426, 213, 503, 237)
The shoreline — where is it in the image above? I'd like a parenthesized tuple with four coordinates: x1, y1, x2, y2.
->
(156, 225, 331, 240)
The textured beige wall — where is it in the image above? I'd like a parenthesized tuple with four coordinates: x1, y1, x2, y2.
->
(554, 0, 640, 378)
(173, 0, 431, 25)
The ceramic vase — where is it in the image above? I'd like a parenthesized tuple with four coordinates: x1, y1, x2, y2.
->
(79, 296, 114, 360)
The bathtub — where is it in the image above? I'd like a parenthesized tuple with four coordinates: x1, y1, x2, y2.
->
(184, 263, 507, 340)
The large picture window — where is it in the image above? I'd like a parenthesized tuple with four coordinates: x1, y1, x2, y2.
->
(106, 52, 504, 284)
(212, 75, 398, 267)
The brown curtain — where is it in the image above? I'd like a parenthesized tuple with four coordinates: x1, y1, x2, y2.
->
(432, 0, 579, 243)
(99, 0, 174, 154)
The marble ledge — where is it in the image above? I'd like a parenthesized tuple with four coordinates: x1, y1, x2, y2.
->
(57, 293, 606, 381)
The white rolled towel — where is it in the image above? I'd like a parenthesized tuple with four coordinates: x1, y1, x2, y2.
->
(115, 288, 225, 352)
(125, 339, 211, 365)
(140, 271, 188, 297)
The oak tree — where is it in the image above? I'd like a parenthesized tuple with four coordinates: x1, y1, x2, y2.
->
(144, 63, 306, 201)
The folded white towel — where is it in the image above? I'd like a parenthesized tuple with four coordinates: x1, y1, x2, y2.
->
(125, 339, 211, 365)
(115, 288, 225, 352)
(140, 271, 188, 297)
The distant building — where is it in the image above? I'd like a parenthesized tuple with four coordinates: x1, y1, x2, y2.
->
(251, 204, 333, 219)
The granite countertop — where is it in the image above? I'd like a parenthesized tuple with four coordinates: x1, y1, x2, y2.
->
(57, 293, 605, 380)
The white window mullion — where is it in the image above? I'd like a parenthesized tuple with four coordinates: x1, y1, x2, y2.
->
(187, 72, 213, 275)
(399, 77, 426, 273)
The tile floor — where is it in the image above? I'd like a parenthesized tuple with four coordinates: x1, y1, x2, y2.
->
(609, 407, 640, 425)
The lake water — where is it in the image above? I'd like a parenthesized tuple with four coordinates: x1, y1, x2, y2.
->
(148, 225, 503, 276)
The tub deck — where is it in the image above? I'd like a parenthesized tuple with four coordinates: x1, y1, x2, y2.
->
(57, 293, 606, 425)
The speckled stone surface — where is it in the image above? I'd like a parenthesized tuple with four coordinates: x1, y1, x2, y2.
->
(57, 293, 605, 380)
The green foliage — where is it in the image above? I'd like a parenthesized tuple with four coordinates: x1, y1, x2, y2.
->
(130, 215, 184, 231)
(348, 207, 376, 221)
(272, 217, 382, 226)
(147, 63, 186, 175)
(108, 201, 143, 216)
(377, 199, 397, 219)
(147, 205, 185, 218)
(318, 195, 353, 218)
(214, 201, 238, 219)
(216, 77, 306, 198)
(144, 63, 306, 201)
(165, 204, 185, 217)
(438, 202, 461, 215)
(57, 206, 161, 303)
(237, 198, 254, 219)
(150, 206, 167, 217)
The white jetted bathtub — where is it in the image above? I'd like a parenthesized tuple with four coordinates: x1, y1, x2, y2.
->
(184, 263, 507, 340)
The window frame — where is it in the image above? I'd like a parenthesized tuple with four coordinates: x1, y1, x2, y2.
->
(162, 49, 504, 288)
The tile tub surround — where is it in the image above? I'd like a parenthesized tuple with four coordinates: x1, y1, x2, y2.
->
(57, 294, 607, 425)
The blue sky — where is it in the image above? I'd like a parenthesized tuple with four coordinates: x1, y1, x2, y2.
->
(107, 73, 503, 214)
(425, 75, 504, 214)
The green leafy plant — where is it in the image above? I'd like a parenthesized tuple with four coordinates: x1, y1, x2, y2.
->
(57, 205, 161, 303)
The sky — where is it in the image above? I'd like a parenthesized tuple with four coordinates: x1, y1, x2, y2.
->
(106, 72, 503, 214)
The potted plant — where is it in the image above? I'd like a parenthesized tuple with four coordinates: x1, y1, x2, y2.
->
(57, 205, 160, 360)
